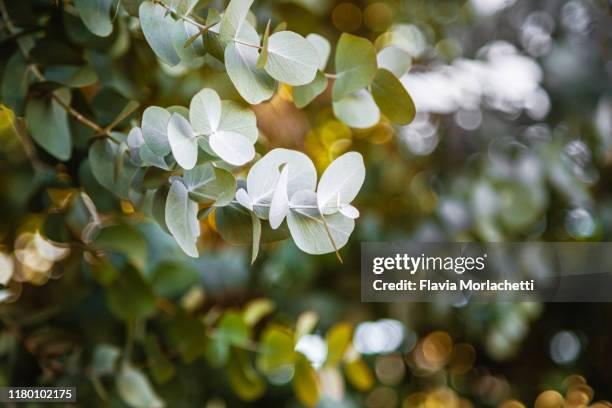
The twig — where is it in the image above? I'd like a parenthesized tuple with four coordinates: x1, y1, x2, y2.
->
(0, 0, 112, 138)
(151, 0, 260, 50)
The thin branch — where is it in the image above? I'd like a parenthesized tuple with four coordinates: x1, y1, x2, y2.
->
(0, 0, 112, 139)
(151, 0, 260, 50)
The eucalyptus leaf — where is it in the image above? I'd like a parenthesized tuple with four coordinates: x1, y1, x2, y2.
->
(89, 138, 140, 200)
(139, 2, 181, 66)
(376, 45, 412, 77)
(269, 163, 289, 229)
(293, 71, 328, 108)
(371, 68, 416, 125)
(216, 203, 289, 245)
(287, 190, 354, 255)
(244, 149, 317, 219)
(106, 265, 157, 321)
(264, 31, 318, 86)
(332, 89, 380, 129)
(44, 65, 98, 87)
(74, 0, 113, 37)
(190, 88, 222, 135)
(142, 106, 172, 156)
(306, 33, 331, 71)
(317, 151, 365, 215)
(167, 112, 198, 170)
(117, 364, 165, 408)
(225, 23, 276, 104)
(127, 127, 170, 169)
(1, 53, 34, 115)
(165, 179, 200, 257)
(183, 163, 236, 206)
(219, 0, 254, 43)
(250, 212, 261, 264)
(171, 19, 205, 62)
(333, 33, 377, 100)
(256, 20, 271, 69)
(25, 91, 72, 160)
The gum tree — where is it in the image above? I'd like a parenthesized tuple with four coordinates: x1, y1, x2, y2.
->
(0, 0, 415, 405)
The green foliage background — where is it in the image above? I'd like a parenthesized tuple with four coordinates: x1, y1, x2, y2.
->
(0, 0, 612, 407)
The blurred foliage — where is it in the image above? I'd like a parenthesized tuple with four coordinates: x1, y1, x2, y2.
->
(1, 0, 612, 407)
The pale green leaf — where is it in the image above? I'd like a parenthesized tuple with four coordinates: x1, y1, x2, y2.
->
(293, 71, 328, 108)
(245, 148, 317, 219)
(316, 151, 365, 215)
(189, 88, 222, 135)
(142, 106, 171, 156)
(171, 19, 205, 61)
(269, 163, 289, 229)
(117, 364, 165, 408)
(371, 68, 416, 125)
(91, 344, 120, 376)
(219, 0, 254, 43)
(333, 33, 377, 100)
(376, 45, 412, 77)
(89, 138, 140, 200)
(306, 33, 331, 71)
(250, 211, 261, 263)
(165, 179, 200, 257)
(183, 163, 236, 206)
(287, 190, 354, 255)
(74, 0, 113, 37)
(332, 89, 380, 129)
(139, 2, 180, 66)
(167, 113, 198, 170)
(224, 23, 276, 104)
(264, 31, 318, 86)
(219, 100, 258, 142)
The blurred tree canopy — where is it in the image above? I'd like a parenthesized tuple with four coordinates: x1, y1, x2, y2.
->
(0, 0, 612, 407)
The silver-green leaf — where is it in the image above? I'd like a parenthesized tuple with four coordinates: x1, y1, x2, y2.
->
(225, 23, 276, 104)
(167, 112, 198, 170)
(139, 2, 181, 66)
(264, 31, 319, 86)
(165, 179, 200, 258)
(75, 0, 113, 37)
(142, 106, 172, 156)
(332, 89, 380, 129)
(287, 190, 354, 255)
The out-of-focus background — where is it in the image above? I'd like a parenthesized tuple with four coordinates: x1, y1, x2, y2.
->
(1, 0, 611, 406)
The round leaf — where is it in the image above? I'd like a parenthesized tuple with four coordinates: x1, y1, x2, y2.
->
(165, 179, 200, 257)
(264, 31, 319, 86)
(306, 33, 331, 71)
(371, 68, 416, 125)
(317, 151, 365, 215)
(287, 190, 354, 255)
(332, 89, 380, 129)
(333, 33, 377, 100)
(190, 88, 222, 135)
(225, 23, 276, 104)
(167, 113, 198, 170)
(142, 106, 171, 156)
(139, 2, 180, 66)
(74, 0, 113, 37)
